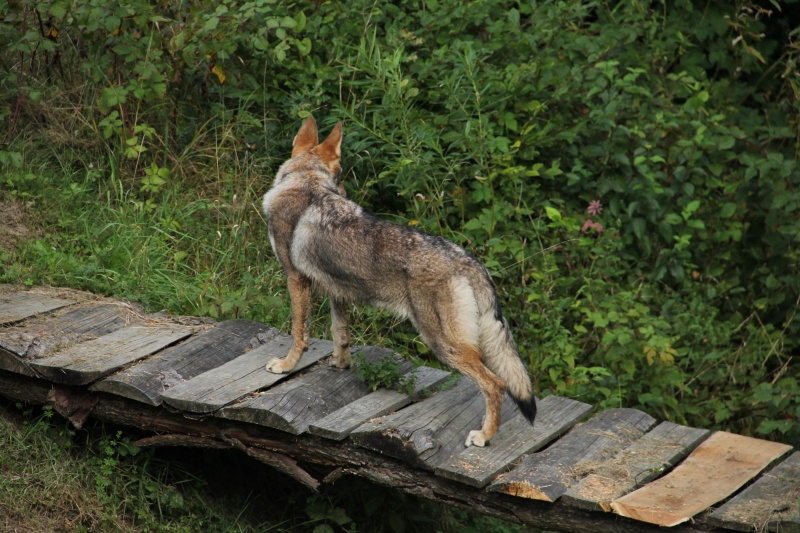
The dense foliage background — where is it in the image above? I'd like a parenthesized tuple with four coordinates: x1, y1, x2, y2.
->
(1, 0, 798, 506)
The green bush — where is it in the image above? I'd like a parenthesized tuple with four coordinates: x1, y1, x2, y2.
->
(1, 0, 798, 446)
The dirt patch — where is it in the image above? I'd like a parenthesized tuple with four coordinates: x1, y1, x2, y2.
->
(0, 199, 36, 252)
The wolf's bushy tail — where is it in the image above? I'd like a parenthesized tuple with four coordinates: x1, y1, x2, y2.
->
(475, 281, 537, 425)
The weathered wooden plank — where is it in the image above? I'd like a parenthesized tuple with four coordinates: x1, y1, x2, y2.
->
(308, 365, 451, 441)
(561, 421, 710, 512)
(0, 367, 727, 533)
(488, 408, 657, 502)
(0, 291, 76, 325)
(350, 377, 522, 470)
(221, 347, 450, 436)
(706, 450, 800, 532)
(218, 363, 372, 434)
(0, 303, 128, 376)
(160, 335, 333, 413)
(27, 325, 195, 385)
(91, 320, 278, 406)
(610, 431, 793, 527)
(435, 395, 593, 488)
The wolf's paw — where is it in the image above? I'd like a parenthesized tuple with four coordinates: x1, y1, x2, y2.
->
(328, 355, 350, 369)
(265, 357, 292, 374)
(465, 430, 487, 447)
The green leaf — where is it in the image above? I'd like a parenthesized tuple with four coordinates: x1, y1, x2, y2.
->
(544, 206, 561, 222)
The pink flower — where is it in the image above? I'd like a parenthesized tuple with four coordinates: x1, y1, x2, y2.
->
(581, 218, 605, 234)
(587, 200, 603, 216)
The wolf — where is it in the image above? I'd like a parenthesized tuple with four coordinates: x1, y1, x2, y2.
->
(262, 116, 536, 447)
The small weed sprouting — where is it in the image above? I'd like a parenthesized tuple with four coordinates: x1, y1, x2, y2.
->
(351, 350, 417, 396)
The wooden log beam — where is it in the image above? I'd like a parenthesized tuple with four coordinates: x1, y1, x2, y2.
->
(0, 369, 718, 533)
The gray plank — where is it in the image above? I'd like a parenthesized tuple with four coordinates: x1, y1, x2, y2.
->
(435, 395, 593, 488)
(0, 304, 127, 376)
(160, 335, 333, 413)
(27, 325, 195, 385)
(217, 363, 372, 434)
(488, 408, 657, 502)
(91, 320, 278, 406)
(308, 365, 451, 440)
(350, 377, 522, 470)
(561, 421, 710, 512)
(0, 291, 76, 325)
(708, 451, 800, 532)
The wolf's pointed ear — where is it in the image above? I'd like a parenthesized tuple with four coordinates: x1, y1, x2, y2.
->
(317, 121, 343, 172)
(292, 116, 319, 157)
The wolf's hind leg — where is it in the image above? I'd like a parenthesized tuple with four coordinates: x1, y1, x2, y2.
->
(329, 297, 351, 368)
(266, 273, 311, 374)
(429, 339, 505, 447)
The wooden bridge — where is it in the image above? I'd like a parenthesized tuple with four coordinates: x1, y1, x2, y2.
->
(0, 285, 798, 533)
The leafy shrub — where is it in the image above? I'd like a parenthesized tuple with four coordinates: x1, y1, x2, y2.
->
(1, 0, 798, 446)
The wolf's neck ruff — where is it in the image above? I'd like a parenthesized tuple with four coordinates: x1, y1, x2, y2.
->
(263, 115, 536, 447)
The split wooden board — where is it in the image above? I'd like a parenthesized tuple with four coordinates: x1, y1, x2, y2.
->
(561, 421, 710, 511)
(160, 334, 333, 413)
(488, 408, 656, 502)
(0, 291, 75, 325)
(92, 320, 277, 405)
(27, 325, 195, 385)
(219, 347, 435, 435)
(351, 377, 522, 471)
(610, 431, 794, 527)
(435, 394, 593, 488)
(707, 450, 800, 532)
(0, 303, 128, 376)
(308, 364, 451, 441)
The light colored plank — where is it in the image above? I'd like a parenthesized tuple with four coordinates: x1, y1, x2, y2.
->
(308, 365, 451, 441)
(0, 291, 75, 325)
(27, 325, 195, 385)
(160, 335, 333, 413)
(708, 450, 800, 532)
(92, 321, 278, 405)
(488, 408, 656, 502)
(562, 421, 710, 511)
(435, 395, 592, 488)
(610, 431, 793, 527)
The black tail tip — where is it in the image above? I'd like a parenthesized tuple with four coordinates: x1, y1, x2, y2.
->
(515, 396, 537, 425)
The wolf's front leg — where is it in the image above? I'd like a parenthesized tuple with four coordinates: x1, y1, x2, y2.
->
(266, 273, 311, 374)
(329, 297, 351, 368)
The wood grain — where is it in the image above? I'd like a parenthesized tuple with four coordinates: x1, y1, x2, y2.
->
(707, 450, 800, 532)
(488, 408, 656, 502)
(308, 365, 451, 441)
(561, 421, 710, 511)
(0, 303, 127, 376)
(0, 291, 75, 325)
(92, 320, 277, 405)
(160, 335, 333, 413)
(28, 325, 195, 385)
(435, 395, 592, 488)
(351, 377, 521, 470)
(610, 431, 793, 527)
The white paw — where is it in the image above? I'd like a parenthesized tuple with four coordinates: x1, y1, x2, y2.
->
(328, 354, 350, 368)
(265, 357, 290, 374)
(465, 430, 487, 447)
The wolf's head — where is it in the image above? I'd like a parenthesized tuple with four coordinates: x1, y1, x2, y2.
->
(290, 115, 342, 181)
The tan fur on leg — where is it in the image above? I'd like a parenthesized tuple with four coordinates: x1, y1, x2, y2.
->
(266, 273, 311, 373)
(441, 345, 505, 447)
(329, 298, 351, 368)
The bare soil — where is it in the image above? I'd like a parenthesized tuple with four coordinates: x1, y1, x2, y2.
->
(0, 199, 35, 252)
